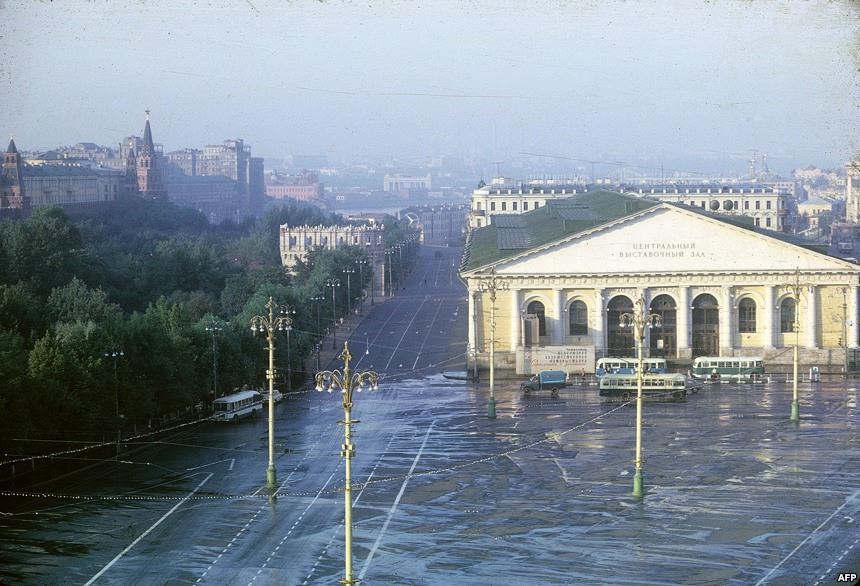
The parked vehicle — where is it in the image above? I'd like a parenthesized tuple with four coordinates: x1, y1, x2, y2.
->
(520, 370, 567, 397)
(690, 356, 764, 381)
(213, 390, 263, 421)
(599, 373, 690, 402)
(596, 357, 667, 377)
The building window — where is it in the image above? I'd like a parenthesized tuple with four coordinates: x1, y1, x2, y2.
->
(738, 298, 757, 333)
(569, 300, 588, 336)
(512, 201, 517, 211)
(476, 219, 482, 227)
(527, 300, 547, 337)
(766, 201, 772, 210)
(701, 201, 706, 208)
(780, 298, 796, 332)
(476, 202, 481, 211)
(523, 202, 529, 211)
(490, 202, 496, 211)
(755, 218, 760, 227)
(755, 201, 761, 210)
(501, 201, 507, 211)
(766, 217, 772, 227)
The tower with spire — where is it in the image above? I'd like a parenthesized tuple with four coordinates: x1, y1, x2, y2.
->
(0, 138, 30, 217)
(136, 110, 167, 200)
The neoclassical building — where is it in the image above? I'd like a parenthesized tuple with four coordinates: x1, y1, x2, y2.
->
(461, 190, 860, 374)
(280, 224, 388, 294)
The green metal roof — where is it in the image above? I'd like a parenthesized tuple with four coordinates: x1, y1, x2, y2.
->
(461, 189, 829, 272)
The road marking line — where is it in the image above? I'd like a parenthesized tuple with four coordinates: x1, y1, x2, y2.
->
(185, 458, 236, 472)
(85, 472, 213, 585)
(755, 485, 860, 585)
(412, 298, 445, 370)
(384, 297, 429, 371)
(359, 420, 435, 580)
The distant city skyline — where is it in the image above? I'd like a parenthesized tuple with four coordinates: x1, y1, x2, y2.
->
(2, 1, 858, 175)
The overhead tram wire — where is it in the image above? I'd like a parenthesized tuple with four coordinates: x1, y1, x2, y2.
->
(1, 400, 640, 510)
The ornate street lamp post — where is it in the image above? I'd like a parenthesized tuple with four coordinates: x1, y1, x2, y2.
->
(312, 293, 325, 371)
(476, 268, 509, 419)
(364, 243, 375, 306)
(105, 348, 124, 455)
(394, 244, 404, 289)
(282, 305, 297, 392)
(783, 270, 812, 423)
(343, 267, 355, 316)
(619, 296, 661, 499)
(315, 342, 379, 586)
(355, 259, 368, 315)
(205, 320, 223, 409)
(250, 296, 293, 489)
(326, 278, 341, 350)
(385, 250, 394, 296)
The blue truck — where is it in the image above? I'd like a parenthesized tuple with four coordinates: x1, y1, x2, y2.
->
(520, 370, 567, 397)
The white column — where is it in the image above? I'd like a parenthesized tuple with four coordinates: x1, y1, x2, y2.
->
(763, 285, 775, 349)
(552, 288, 564, 345)
(510, 288, 521, 351)
(720, 287, 733, 352)
(677, 286, 690, 356)
(850, 286, 859, 348)
(468, 290, 476, 353)
(805, 286, 817, 348)
(641, 288, 652, 356)
(593, 289, 606, 357)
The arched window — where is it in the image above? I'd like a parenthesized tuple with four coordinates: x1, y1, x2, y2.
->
(569, 300, 588, 336)
(738, 298, 757, 333)
(527, 300, 546, 337)
(780, 298, 796, 333)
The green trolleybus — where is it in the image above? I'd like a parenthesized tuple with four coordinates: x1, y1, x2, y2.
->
(690, 356, 765, 381)
(599, 373, 689, 402)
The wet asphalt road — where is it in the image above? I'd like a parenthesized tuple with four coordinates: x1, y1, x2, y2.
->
(1, 246, 859, 585)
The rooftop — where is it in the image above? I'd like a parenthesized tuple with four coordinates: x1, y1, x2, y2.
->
(462, 189, 827, 272)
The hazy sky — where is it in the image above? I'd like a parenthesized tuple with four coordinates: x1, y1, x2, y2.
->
(1, 0, 858, 172)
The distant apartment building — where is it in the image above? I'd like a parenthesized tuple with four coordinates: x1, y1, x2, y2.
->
(266, 170, 324, 203)
(168, 175, 241, 224)
(403, 204, 469, 245)
(383, 173, 431, 196)
(469, 177, 588, 229)
(164, 148, 198, 177)
(279, 224, 388, 295)
(625, 183, 790, 231)
(160, 138, 265, 222)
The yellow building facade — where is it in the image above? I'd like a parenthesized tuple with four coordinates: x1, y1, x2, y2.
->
(462, 195, 860, 374)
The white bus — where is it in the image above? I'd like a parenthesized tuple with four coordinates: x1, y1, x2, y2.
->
(213, 390, 263, 422)
(599, 373, 690, 402)
(596, 357, 668, 377)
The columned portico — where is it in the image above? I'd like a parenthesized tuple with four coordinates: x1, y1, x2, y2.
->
(763, 285, 776, 349)
(850, 286, 859, 348)
(510, 288, 521, 349)
(593, 288, 606, 357)
(462, 197, 860, 375)
(806, 286, 818, 348)
(719, 287, 733, 353)
(676, 286, 690, 358)
(552, 288, 564, 345)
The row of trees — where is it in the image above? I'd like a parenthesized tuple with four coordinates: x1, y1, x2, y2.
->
(0, 200, 415, 457)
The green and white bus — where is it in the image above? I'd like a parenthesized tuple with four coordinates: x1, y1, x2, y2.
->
(213, 390, 263, 422)
(690, 356, 765, 381)
(598, 373, 689, 402)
